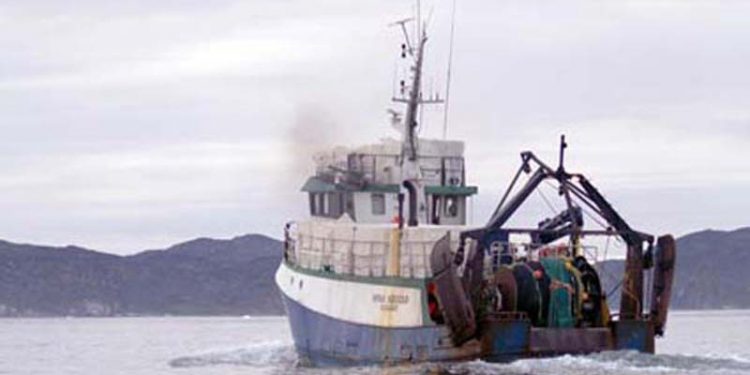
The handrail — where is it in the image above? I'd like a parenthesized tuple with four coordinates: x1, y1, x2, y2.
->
(289, 232, 442, 279)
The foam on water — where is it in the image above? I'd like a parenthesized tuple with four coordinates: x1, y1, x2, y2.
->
(445, 351, 750, 375)
(168, 340, 297, 369)
(4, 312, 748, 375)
(168, 342, 750, 375)
(167, 342, 424, 375)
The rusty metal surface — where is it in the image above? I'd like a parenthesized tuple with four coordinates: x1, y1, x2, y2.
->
(430, 234, 476, 346)
(651, 235, 676, 336)
(480, 315, 531, 362)
(620, 242, 645, 320)
(614, 320, 655, 354)
(282, 293, 482, 366)
(529, 327, 613, 356)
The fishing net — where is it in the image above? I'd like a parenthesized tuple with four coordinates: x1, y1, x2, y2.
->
(540, 258, 575, 328)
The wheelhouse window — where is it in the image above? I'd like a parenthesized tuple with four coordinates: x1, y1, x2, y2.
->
(371, 193, 386, 215)
(310, 192, 344, 218)
(310, 193, 327, 216)
(309, 193, 317, 215)
(319, 193, 328, 215)
(444, 195, 458, 218)
(431, 195, 441, 224)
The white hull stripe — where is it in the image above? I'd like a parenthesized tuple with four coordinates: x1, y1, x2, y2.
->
(275, 262, 425, 328)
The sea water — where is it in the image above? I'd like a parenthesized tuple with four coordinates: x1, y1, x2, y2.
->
(1, 310, 749, 375)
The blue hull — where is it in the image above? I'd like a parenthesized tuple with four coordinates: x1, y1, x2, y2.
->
(280, 293, 479, 366)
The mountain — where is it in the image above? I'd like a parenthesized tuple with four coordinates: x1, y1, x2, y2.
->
(0, 234, 284, 317)
(1, 227, 749, 317)
(597, 227, 750, 310)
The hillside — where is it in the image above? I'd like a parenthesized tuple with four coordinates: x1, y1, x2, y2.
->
(0, 235, 284, 317)
(0, 228, 748, 317)
(598, 227, 750, 310)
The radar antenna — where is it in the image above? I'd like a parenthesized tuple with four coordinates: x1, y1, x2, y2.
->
(389, 5, 443, 226)
(391, 18, 443, 162)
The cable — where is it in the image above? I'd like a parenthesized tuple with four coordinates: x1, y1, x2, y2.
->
(606, 278, 624, 299)
(580, 205, 609, 231)
(442, 0, 457, 139)
(536, 184, 558, 215)
(603, 235, 611, 262)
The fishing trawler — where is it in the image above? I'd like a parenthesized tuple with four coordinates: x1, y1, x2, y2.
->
(274, 18, 676, 367)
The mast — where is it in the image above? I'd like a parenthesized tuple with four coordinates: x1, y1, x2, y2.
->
(391, 17, 442, 226)
(404, 29, 426, 162)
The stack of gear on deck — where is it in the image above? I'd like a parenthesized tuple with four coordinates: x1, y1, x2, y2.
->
(540, 257, 576, 327)
(488, 248, 607, 329)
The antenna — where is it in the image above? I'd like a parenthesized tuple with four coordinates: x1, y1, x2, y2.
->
(442, 0, 457, 140)
(558, 134, 568, 172)
(389, 1, 445, 227)
(390, 2, 442, 164)
(390, 17, 415, 55)
(416, 0, 421, 44)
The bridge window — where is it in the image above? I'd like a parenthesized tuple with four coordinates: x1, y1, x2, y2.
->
(371, 193, 385, 215)
(319, 193, 328, 215)
(444, 195, 458, 218)
(309, 193, 317, 215)
(309, 193, 329, 216)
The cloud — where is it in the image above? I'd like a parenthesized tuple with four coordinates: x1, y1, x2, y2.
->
(0, 140, 297, 251)
(0, 0, 748, 253)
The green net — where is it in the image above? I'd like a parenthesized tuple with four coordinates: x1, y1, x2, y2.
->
(540, 258, 575, 328)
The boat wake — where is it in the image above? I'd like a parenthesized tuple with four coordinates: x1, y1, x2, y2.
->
(168, 340, 297, 370)
(445, 351, 750, 375)
(170, 344, 750, 375)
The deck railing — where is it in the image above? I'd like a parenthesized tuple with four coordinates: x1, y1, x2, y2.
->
(289, 232, 438, 278)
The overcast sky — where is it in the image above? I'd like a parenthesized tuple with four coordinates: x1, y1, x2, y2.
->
(1, 1, 749, 254)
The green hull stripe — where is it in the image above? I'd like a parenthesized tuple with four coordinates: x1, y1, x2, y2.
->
(284, 260, 428, 288)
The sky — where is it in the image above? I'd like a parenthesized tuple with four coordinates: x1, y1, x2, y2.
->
(1, 0, 749, 254)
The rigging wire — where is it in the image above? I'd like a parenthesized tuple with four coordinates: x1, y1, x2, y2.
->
(442, 0, 457, 139)
(600, 235, 621, 288)
(580, 204, 609, 231)
(645, 266, 654, 314)
(606, 278, 624, 299)
(543, 179, 610, 231)
(536, 186, 558, 215)
(603, 234, 611, 262)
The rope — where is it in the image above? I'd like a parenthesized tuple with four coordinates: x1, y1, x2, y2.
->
(603, 235, 610, 262)
(600, 236, 624, 292)
(580, 204, 609, 230)
(522, 263, 543, 324)
(608, 277, 641, 317)
(606, 278, 624, 299)
(645, 267, 654, 314)
(536, 187, 558, 215)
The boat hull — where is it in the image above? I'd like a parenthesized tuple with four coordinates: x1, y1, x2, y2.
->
(276, 262, 655, 367)
(275, 261, 480, 366)
(280, 293, 480, 366)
